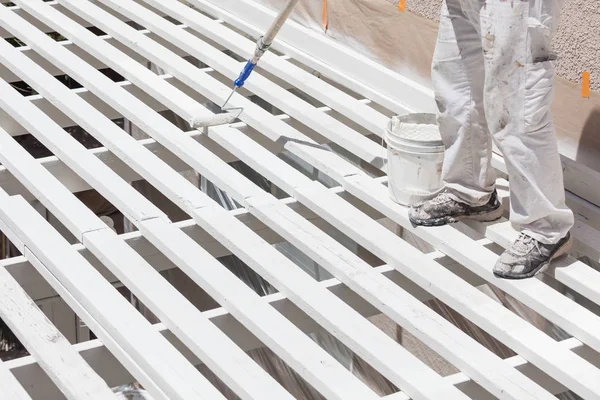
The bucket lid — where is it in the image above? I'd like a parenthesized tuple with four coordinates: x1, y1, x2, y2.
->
(387, 113, 443, 147)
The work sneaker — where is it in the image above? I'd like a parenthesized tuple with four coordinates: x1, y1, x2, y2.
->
(408, 191, 503, 227)
(493, 232, 573, 279)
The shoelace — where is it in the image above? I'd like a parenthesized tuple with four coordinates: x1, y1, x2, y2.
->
(514, 232, 541, 254)
(429, 193, 453, 205)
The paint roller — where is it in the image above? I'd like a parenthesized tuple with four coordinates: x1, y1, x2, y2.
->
(192, 0, 302, 129)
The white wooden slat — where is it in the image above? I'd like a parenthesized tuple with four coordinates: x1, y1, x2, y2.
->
(0, 359, 32, 400)
(169, 66, 600, 396)
(2, 3, 596, 400)
(139, 217, 386, 400)
(3, 5, 471, 398)
(200, 0, 600, 211)
(0, 128, 107, 240)
(1, 190, 344, 304)
(190, 0, 432, 115)
(50, 0, 361, 181)
(6, 240, 170, 400)
(464, 216, 600, 307)
(0, 70, 376, 400)
(187, 0, 407, 115)
(245, 199, 553, 400)
(205, 126, 598, 399)
(341, 176, 600, 398)
(0, 196, 226, 400)
(0, 265, 117, 400)
(0, 128, 296, 400)
(5, 240, 478, 399)
(0, 1, 154, 37)
(49, 0, 600, 288)
(140, 0, 390, 137)
(0, 98, 353, 199)
(83, 0, 386, 169)
(0, 53, 210, 218)
(2, 64, 304, 137)
(189, 205, 470, 400)
(8, 3, 217, 129)
(0, 80, 165, 226)
(2, 46, 383, 400)
(37, 3, 600, 394)
(0, 25, 192, 82)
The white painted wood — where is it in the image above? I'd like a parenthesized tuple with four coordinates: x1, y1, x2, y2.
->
(141, 0, 390, 137)
(1, 1, 599, 399)
(199, 0, 600, 210)
(204, 125, 598, 399)
(0, 127, 298, 400)
(0, 196, 225, 400)
(1, 0, 170, 37)
(246, 197, 553, 400)
(0, 100, 354, 199)
(70, 0, 385, 169)
(0, 38, 383, 400)
(0, 51, 196, 221)
(340, 175, 600, 399)
(1, 175, 385, 305)
(189, 206, 470, 400)
(0, 69, 376, 400)
(0, 359, 32, 400)
(0, 266, 117, 400)
(4, 242, 474, 399)
(0, 25, 195, 82)
(13, 243, 169, 400)
(2, 5, 473, 396)
(9, 238, 584, 399)
(189, 0, 433, 115)
(55, 0, 600, 270)
(8, 1, 216, 129)
(463, 216, 600, 308)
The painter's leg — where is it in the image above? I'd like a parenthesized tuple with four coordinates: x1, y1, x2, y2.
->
(481, 0, 573, 245)
(481, 0, 574, 278)
(432, 0, 496, 205)
(409, 0, 502, 227)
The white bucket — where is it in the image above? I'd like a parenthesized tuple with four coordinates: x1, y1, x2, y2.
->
(384, 113, 445, 206)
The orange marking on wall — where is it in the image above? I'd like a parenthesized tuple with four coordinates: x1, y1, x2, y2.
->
(582, 72, 591, 98)
(322, 0, 328, 31)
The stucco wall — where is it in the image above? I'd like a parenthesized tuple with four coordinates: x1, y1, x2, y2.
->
(405, 0, 600, 90)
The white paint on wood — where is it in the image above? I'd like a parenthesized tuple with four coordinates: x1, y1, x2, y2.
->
(0, 359, 32, 400)
(0, 196, 225, 400)
(0, 266, 117, 400)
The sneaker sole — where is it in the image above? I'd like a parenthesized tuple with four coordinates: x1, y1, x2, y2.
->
(409, 206, 504, 227)
(493, 234, 574, 280)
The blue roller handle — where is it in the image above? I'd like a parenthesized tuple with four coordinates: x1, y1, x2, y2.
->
(234, 60, 257, 89)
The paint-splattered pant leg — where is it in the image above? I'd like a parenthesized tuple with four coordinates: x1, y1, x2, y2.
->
(432, 0, 574, 244)
(431, 0, 497, 206)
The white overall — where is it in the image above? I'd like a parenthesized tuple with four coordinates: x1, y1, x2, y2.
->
(432, 0, 574, 244)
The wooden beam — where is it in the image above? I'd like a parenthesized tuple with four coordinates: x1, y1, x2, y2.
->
(197, 0, 600, 210)
(3, 2, 466, 398)
(0, 126, 299, 400)
(0, 195, 225, 400)
(141, 0, 389, 138)
(0, 16, 380, 400)
(19, 0, 600, 396)
(0, 359, 32, 400)
(188, 0, 433, 114)
(0, 265, 116, 400)
(0, 0, 165, 38)
(85, 0, 386, 170)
